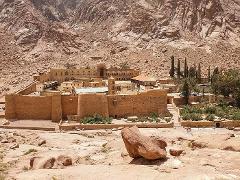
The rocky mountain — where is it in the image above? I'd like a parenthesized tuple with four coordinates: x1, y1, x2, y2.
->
(0, 0, 240, 95)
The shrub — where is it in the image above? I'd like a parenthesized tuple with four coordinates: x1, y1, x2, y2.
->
(190, 113, 203, 121)
(205, 114, 215, 121)
(81, 114, 112, 124)
(182, 113, 202, 121)
(181, 113, 192, 120)
(231, 112, 240, 120)
(205, 106, 216, 114)
(181, 105, 203, 114)
(150, 112, 158, 121)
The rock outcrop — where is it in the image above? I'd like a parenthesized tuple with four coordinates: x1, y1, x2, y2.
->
(30, 155, 73, 169)
(121, 126, 167, 160)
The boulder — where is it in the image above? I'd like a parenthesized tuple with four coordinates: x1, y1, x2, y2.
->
(56, 155, 72, 166)
(30, 155, 73, 169)
(121, 126, 167, 160)
(30, 157, 56, 169)
(2, 120, 10, 125)
(169, 148, 184, 156)
(10, 143, 19, 149)
(38, 139, 46, 146)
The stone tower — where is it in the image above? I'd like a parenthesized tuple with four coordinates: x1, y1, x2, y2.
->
(108, 76, 115, 95)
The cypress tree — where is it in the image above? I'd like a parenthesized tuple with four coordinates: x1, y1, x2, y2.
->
(208, 66, 211, 82)
(189, 66, 196, 78)
(182, 80, 190, 105)
(169, 56, 175, 77)
(184, 58, 188, 78)
(197, 63, 201, 83)
(177, 59, 181, 79)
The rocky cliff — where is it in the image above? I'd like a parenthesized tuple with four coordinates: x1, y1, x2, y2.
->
(0, 0, 239, 95)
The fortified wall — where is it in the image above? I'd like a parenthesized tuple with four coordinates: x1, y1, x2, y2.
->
(5, 89, 168, 122)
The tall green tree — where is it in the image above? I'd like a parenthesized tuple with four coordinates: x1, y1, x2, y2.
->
(177, 59, 181, 79)
(197, 63, 201, 83)
(189, 66, 197, 79)
(169, 56, 175, 77)
(182, 80, 190, 105)
(208, 66, 211, 82)
(184, 58, 188, 78)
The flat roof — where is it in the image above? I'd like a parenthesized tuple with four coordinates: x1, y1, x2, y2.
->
(131, 74, 156, 82)
(75, 87, 108, 94)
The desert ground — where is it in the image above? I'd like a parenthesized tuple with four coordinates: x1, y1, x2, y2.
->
(1, 125, 240, 180)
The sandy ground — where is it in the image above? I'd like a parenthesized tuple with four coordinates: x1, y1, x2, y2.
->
(0, 127, 240, 180)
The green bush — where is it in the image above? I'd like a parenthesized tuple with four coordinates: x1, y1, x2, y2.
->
(181, 113, 192, 120)
(81, 114, 112, 124)
(231, 112, 240, 120)
(182, 113, 202, 121)
(150, 112, 158, 120)
(206, 114, 215, 121)
(205, 106, 216, 114)
(190, 113, 203, 121)
(181, 105, 203, 114)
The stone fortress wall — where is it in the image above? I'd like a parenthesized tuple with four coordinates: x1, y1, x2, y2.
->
(5, 89, 168, 122)
(5, 64, 167, 122)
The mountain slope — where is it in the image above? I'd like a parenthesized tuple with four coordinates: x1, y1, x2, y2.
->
(0, 0, 239, 95)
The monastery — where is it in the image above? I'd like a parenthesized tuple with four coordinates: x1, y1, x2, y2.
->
(5, 64, 168, 122)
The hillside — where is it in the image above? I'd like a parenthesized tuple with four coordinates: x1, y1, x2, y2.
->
(0, 0, 240, 95)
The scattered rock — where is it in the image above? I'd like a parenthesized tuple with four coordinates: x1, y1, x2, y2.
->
(233, 128, 240, 132)
(38, 140, 46, 146)
(1, 139, 8, 143)
(87, 135, 94, 138)
(90, 155, 105, 161)
(168, 159, 183, 169)
(10, 143, 19, 149)
(41, 157, 56, 169)
(169, 148, 184, 156)
(121, 126, 167, 160)
(30, 157, 56, 169)
(121, 152, 128, 157)
(2, 120, 10, 125)
(57, 155, 72, 166)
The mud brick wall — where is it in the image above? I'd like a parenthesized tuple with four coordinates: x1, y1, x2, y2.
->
(5, 94, 62, 121)
(108, 89, 167, 118)
(51, 95, 62, 122)
(61, 95, 78, 119)
(78, 94, 109, 118)
(6, 95, 52, 120)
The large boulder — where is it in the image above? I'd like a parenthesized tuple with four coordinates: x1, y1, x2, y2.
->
(121, 126, 167, 160)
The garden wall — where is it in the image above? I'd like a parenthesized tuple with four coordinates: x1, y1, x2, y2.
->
(181, 120, 240, 128)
